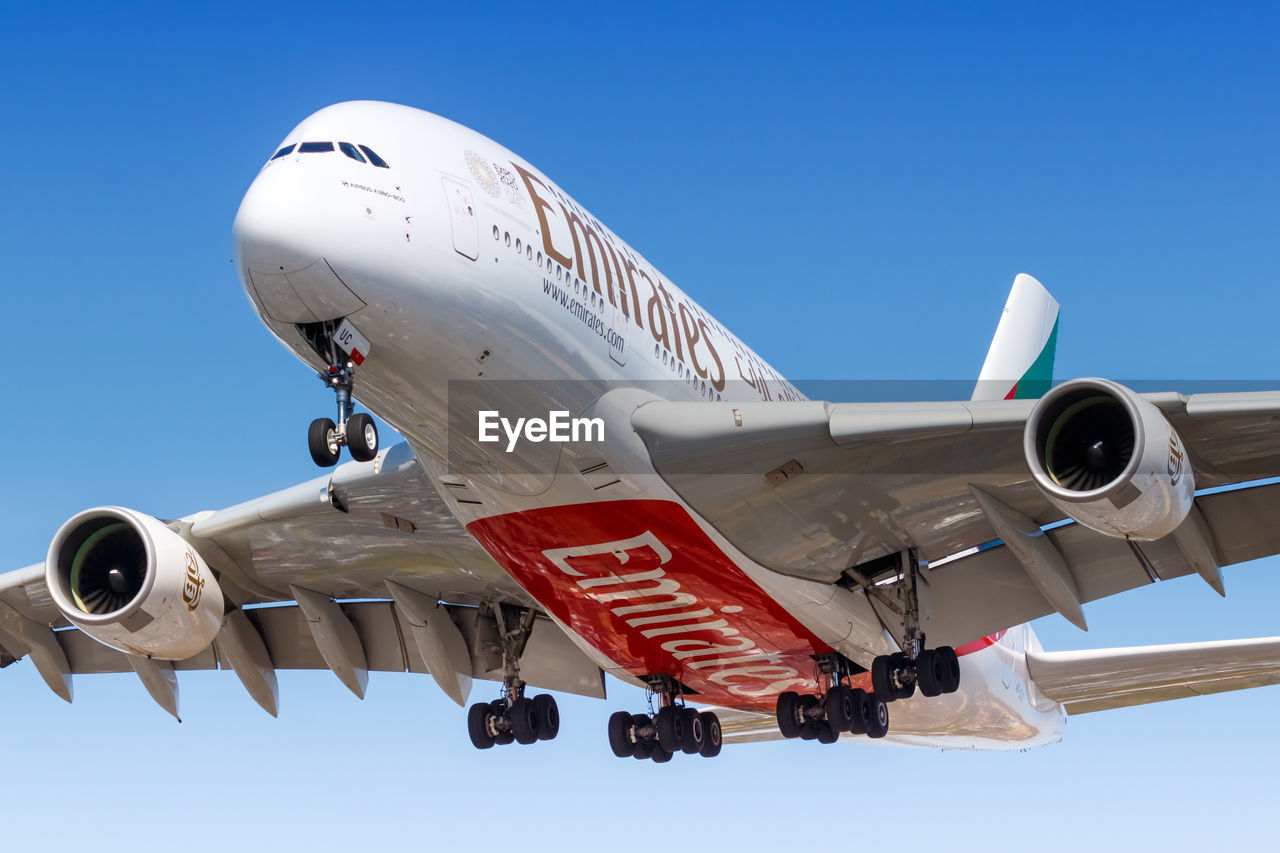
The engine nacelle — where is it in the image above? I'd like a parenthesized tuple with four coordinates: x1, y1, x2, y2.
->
(45, 507, 224, 659)
(1023, 378, 1194, 541)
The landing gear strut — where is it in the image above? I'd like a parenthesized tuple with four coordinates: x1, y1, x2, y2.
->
(606, 675, 721, 763)
(466, 604, 560, 750)
(308, 359, 378, 467)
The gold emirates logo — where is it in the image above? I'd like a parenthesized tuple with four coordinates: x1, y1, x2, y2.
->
(181, 551, 205, 612)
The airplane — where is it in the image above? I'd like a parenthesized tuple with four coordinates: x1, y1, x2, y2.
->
(2, 100, 1278, 762)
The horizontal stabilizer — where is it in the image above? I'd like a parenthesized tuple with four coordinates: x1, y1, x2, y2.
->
(1027, 637, 1280, 714)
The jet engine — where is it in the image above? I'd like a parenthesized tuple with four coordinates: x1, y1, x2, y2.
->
(45, 507, 224, 659)
(1023, 378, 1194, 541)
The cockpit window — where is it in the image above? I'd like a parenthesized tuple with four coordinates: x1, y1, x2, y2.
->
(339, 142, 366, 163)
(359, 145, 390, 168)
(298, 141, 335, 153)
(270, 144, 296, 160)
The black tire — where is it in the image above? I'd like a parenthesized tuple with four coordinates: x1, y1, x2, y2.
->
(917, 649, 943, 698)
(826, 684, 855, 732)
(308, 417, 340, 467)
(510, 697, 538, 745)
(679, 707, 703, 755)
(817, 723, 840, 744)
(654, 706, 685, 753)
(865, 694, 889, 739)
(938, 646, 961, 693)
(346, 412, 379, 462)
(467, 702, 495, 750)
(650, 743, 673, 764)
(607, 710, 634, 758)
(848, 688, 871, 734)
(871, 655, 894, 701)
(890, 652, 916, 700)
(698, 711, 722, 757)
(632, 739, 656, 760)
(490, 699, 514, 745)
(776, 691, 803, 738)
(799, 721, 822, 740)
(533, 694, 559, 741)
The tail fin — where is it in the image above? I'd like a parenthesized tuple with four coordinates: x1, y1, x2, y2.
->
(972, 273, 1059, 401)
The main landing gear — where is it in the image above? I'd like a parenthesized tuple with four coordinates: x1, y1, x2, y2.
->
(307, 359, 379, 467)
(607, 676, 722, 763)
(871, 646, 960, 701)
(466, 604, 562, 750)
(468, 688, 560, 749)
(776, 654, 891, 743)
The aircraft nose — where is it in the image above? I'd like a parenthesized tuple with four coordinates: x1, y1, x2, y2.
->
(232, 159, 366, 325)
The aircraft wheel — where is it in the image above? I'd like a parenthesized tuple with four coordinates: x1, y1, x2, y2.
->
(467, 702, 495, 750)
(848, 688, 871, 734)
(865, 694, 890, 739)
(632, 738, 656, 760)
(533, 694, 559, 741)
(308, 417, 340, 467)
(608, 711, 634, 758)
(871, 655, 893, 701)
(776, 690, 803, 738)
(654, 706, 685, 753)
(347, 412, 379, 462)
(817, 723, 840, 744)
(510, 697, 538, 745)
(679, 707, 704, 754)
(917, 649, 943, 697)
(698, 711, 722, 757)
(650, 743, 673, 763)
(826, 684, 855, 732)
(938, 646, 961, 693)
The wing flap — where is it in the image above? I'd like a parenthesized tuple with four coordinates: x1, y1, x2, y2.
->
(9, 601, 606, 704)
(1027, 637, 1280, 715)
(917, 482, 1280, 645)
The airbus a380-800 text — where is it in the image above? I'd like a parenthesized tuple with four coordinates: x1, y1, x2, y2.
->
(2, 101, 1277, 762)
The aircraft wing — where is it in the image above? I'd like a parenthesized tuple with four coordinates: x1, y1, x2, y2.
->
(631, 391, 1280, 646)
(1026, 637, 1280, 714)
(0, 442, 605, 716)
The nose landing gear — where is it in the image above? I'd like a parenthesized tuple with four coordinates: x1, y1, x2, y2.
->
(307, 360, 379, 467)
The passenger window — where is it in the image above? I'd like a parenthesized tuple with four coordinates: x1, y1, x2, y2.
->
(298, 142, 335, 153)
(359, 145, 390, 168)
(270, 144, 295, 160)
(339, 142, 366, 163)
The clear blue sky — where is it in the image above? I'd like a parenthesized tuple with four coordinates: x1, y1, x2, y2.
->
(2, 2, 1277, 849)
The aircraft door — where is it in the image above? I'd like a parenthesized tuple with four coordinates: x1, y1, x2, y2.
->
(442, 177, 478, 260)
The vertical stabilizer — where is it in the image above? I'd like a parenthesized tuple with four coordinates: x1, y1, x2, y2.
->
(972, 273, 1059, 401)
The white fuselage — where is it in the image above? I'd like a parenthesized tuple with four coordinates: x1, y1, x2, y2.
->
(232, 101, 1066, 749)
